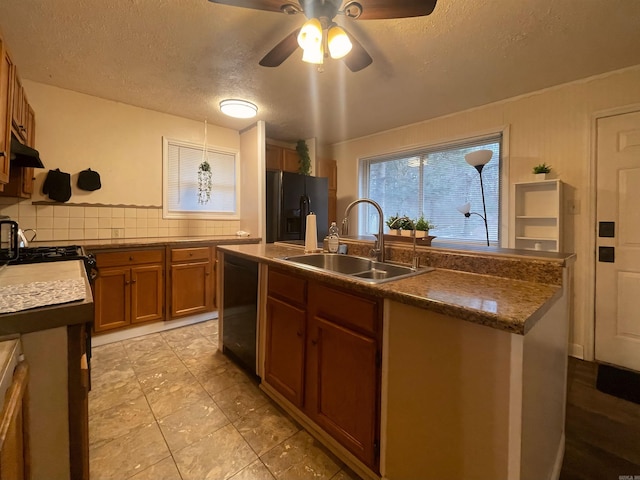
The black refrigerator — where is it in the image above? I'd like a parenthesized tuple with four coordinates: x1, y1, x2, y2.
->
(266, 171, 329, 244)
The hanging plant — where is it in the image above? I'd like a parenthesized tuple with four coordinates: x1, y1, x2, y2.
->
(198, 160, 212, 205)
(198, 119, 213, 205)
(296, 139, 311, 176)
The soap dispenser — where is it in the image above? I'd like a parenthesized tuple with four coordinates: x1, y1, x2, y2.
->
(328, 221, 340, 253)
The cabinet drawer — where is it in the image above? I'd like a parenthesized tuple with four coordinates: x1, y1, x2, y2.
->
(95, 249, 163, 267)
(268, 268, 307, 306)
(312, 284, 379, 336)
(171, 247, 210, 263)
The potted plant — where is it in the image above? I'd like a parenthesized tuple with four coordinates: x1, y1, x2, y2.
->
(532, 163, 552, 180)
(414, 215, 436, 238)
(398, 217, 414, 236)
(386, 214, 400, 235)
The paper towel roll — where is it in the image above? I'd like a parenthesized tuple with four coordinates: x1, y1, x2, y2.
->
(305, 213, 318, 253)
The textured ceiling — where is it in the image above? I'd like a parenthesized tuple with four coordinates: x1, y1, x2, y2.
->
(0, 0, 639, 145)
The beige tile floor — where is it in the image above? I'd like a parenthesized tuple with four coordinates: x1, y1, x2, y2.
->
(89, 319, 362, 480)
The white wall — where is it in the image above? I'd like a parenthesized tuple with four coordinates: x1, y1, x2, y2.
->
(331, 65, 640, 360)
(25, 81, 239, 205)
(239, 121, 265, 238)
(0, 81, 247, 240)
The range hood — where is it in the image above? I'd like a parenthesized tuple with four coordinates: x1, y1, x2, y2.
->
(10, 134, 45, 169)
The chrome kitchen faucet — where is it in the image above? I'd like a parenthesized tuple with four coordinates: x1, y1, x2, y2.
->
(341, 198, 386, 263)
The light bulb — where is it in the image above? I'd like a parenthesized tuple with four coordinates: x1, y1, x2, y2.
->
(327, 25, 352, 59)
(297, 18, 322, 50)
(302, 42, 324, 65)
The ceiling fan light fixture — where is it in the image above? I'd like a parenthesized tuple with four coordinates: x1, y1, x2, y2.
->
(327, 25, 352, 59)
(219, 99, 258, 119)
(297, 18, 323, 50)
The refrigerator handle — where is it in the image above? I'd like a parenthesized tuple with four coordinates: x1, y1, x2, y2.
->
(300, 195, 310, 240)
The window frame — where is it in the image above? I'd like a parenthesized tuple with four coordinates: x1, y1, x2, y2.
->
(162, 136, 241, 220)
(358, 128, 510, 246)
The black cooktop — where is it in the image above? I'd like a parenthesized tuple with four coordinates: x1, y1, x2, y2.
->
(11, 245, 86, 265)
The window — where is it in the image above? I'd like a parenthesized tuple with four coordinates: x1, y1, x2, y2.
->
(361, 134, 502, 245)
(163, 137, 240, 220)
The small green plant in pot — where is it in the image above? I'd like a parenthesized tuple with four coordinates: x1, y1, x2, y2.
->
(398, 217, 414, 236)
(386, 214, 400, 234)
(415, 215, 436, 238)
(533, 163, 552, 179)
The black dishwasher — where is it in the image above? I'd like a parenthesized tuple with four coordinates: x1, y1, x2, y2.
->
(222, 253, 259, 378)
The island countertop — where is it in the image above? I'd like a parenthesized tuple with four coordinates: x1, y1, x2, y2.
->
(218, 243, 563, 335)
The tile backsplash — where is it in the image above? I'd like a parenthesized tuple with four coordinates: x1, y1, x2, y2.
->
(0, 199, 240, 241)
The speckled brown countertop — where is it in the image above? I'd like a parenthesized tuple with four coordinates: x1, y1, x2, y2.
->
(218, 244, 564, 336)
(29, 235, 260, 251)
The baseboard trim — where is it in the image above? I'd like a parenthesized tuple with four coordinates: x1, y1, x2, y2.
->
(92, 311, 218, 346)
(569, 343, 584, 359)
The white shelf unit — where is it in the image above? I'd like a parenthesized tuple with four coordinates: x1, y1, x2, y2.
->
(511, 179, 563, 252)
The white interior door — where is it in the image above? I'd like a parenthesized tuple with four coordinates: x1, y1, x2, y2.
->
(595, 110, 640, 372)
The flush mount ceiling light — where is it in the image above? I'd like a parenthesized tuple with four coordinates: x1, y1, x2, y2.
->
(219, 99, 258, 119)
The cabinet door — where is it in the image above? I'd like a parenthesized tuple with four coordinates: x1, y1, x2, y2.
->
(266, 144, 283, 171)
(94, 267, 130, 332)
(170, 261, 212, 318)
(131, 264, 164, 323)
(0, 362, 29, 480)
(307, 315, 379, 469)
(265, 296, 306, 407)
(0, 42, 13, 185)
(282, 147, 300, 173)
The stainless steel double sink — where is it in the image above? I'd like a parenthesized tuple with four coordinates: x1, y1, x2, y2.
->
(282, 253, 433, 284)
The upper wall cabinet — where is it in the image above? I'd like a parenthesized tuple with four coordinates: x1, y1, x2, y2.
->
(0, 37, 14, 185)
(266, 144, 300, 173)
(0, 32, 36, 197)
(11, 72, 31, 143)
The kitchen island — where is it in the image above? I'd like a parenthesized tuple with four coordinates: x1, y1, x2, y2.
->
(0, 260, 93, 480)
(217, 242, 573, 480)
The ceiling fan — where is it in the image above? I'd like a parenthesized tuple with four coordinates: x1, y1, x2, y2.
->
(207, 0, 438, 72)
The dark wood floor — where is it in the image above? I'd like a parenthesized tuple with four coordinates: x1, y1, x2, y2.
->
(560, 357, 640, 480)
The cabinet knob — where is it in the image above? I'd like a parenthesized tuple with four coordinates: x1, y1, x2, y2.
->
(129, 256, 133, 261)
(205, 271, 210, 276)
(311, 339, 317, 346)
(189, 252, 193, 256)
(131, 279, 137, 284)
(125, 280, 130, 285)
(296, 330, 303, 337)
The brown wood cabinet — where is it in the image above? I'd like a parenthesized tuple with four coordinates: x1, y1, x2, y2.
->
(93, 249, 164, 332)
(0, 361, 29, 480)
(0, 38, 14, 186)
(0, 104, 35, 199)
(266, 144, 300, 173)
(265, 268, 382, 471)
(168, 246, 215, 318)
(265, 269, 307, 408)
(306, 283, 381, 469)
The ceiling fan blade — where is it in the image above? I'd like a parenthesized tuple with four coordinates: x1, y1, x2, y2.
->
(259, 29, 301, 67)
(344, 0, 437, 20)
(207, 0, 301, 14)
(342, 33, 372, 72)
